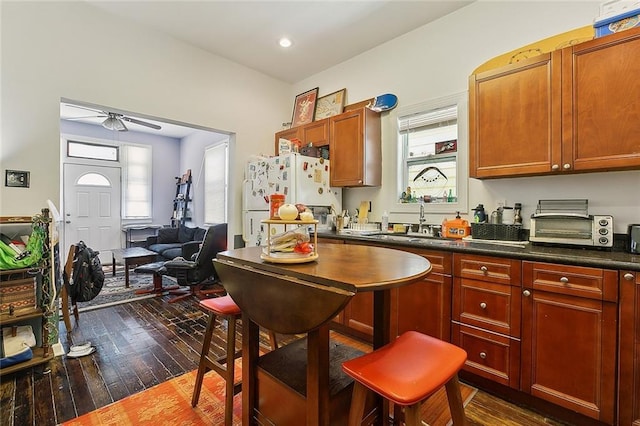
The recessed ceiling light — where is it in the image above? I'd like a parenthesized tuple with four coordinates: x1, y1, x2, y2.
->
(279, 37, 292, 48)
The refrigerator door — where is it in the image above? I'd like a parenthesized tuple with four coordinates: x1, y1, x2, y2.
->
(242, 210, 268, 246)
(290, 153, 342, 210)
(246, 156, 296, 208)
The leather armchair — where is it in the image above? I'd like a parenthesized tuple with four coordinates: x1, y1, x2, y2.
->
(161, 223, 227, 302)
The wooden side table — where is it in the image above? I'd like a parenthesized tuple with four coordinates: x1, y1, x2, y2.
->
(111, 247, 158, 288)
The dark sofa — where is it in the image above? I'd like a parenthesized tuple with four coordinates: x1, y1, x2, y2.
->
(146, 225, 207, 261)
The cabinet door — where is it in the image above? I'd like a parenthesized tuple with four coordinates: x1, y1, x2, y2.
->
(396, 273, 451, 341)
(274, 127, 301, 155)
(521, 289, 617, 423)
(343, 292, 373, 340)
(562, 27, 640, 172)
(329, 108, 381, 187)
(469, 52, 562, 178)
(300, 119, 329, 147)
(618, 271, 640, 426)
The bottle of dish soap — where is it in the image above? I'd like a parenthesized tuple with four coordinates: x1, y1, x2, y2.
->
(473, 204, 486, 223)
(381, 211, 389, 233)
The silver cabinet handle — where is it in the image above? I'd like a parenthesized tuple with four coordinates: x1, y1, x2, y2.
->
(479, 352, 487, 359)
(560, 276, 569, 283)
(563, 163, 571, 170)
(523, 290, 531, 297)
(551, 164, 560, 170)
(480, 302, 487, 309)
(480, 265, 488, 273)
(623, 273, 634, 281)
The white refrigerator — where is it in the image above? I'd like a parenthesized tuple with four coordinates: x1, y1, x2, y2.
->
(242, 153, 342, 246)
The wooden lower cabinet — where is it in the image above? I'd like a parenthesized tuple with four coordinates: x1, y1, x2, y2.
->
(619, 270, 640, 426)
(452, 254, 521, 388)
(334, 240, 452, 343)
(522, 261, 618, 424)
(392, 246, 452, 341)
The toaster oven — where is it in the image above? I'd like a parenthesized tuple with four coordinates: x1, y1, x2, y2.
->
(528, 199, 614, 248)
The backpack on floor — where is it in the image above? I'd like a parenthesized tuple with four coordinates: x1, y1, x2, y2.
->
(70, 241, 104, 303)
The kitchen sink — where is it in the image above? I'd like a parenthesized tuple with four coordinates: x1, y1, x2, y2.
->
(366, 233, 456, 246)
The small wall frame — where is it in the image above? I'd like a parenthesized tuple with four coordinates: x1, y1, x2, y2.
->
(5, 170, 30, 188)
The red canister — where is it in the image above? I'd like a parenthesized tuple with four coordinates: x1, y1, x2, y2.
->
(269, 194, 285, 219)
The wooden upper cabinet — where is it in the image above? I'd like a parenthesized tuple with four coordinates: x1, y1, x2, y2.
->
(301, 119, 329, 147)
(274, 118, 330, 155)
(329, 107, 381, 187)
(563, 28, 640, 172)
(470, 27, 640, 179)
(470, 52, 562, 178)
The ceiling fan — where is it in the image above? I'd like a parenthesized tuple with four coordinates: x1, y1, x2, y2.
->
(63, 104, 161, 131)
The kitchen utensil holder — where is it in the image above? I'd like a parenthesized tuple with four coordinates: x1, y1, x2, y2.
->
(471, 223, 522, 241)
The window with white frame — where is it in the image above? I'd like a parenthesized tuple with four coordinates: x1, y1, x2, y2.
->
(121, 144, 152, 219)
(67, 140, 118, 161)
(204, 142, 228, 224)
(397, 93, 468, 212)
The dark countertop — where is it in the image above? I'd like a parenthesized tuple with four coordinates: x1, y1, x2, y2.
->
(316, 231, 640, 272)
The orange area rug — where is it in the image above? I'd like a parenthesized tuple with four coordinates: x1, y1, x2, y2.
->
(63, 365, 476, 426)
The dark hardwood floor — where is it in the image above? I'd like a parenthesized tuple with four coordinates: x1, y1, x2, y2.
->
(0, 295, 569, 426)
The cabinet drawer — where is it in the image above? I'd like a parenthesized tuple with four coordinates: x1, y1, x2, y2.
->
(523, 261, 617, 302)
(453, 278, 521, 338)
(454, 254, 521, 285)
(452, 322, 520, 388)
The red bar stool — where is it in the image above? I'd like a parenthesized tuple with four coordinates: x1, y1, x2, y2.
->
(342, 331, 468, 426)
(192, 295, 278, 426)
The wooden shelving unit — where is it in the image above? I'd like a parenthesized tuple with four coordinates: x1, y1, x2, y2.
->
(171, 169, 192, 227)
(0, 210, 56, 376)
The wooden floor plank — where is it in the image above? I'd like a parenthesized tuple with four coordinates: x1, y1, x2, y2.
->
(12, 372, 33, 426)
(0, 374, 16, 423)
(0, 295, 579, 425)
(32, 369, 55, 426)
(48, 356, 77, 425)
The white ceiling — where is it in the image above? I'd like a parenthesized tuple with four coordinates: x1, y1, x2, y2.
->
(86, 0, 473, 84)
(61, 1, 473, 138)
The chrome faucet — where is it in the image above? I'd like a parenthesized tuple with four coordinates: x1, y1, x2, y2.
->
(418, 200, 425, 233)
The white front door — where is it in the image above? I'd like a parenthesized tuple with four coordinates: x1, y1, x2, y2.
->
(63, 163, 121, 264)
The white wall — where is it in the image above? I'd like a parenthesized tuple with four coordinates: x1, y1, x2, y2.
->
(2, 1, 639, 242)
(295, 1, 640, 233)
(0, 1, 290, 242)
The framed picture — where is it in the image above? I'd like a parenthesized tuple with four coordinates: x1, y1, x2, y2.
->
(5, 170, 30, 188)
(291, 87, 319, 127)
(314, 88, 346, 120)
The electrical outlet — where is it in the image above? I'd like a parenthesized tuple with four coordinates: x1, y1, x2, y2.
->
(497, 199, 507, 209)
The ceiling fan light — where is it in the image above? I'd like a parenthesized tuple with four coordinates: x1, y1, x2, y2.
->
(102, 116, 127, 131)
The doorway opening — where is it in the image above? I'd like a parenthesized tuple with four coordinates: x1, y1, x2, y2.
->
(59, 98, 231, 256)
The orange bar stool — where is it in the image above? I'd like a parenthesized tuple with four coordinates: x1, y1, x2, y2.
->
(192, 295, 278, 426)
(342, 331, 468, 426)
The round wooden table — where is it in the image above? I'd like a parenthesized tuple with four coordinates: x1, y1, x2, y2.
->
(215, 244, 432, 426)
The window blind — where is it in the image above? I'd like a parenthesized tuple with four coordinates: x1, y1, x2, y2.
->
(204, 142, 228, 224)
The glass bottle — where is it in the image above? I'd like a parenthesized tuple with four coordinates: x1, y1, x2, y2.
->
(514, 203, 522, 225)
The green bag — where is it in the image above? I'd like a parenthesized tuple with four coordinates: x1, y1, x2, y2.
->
(0, 224, 44, 270)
